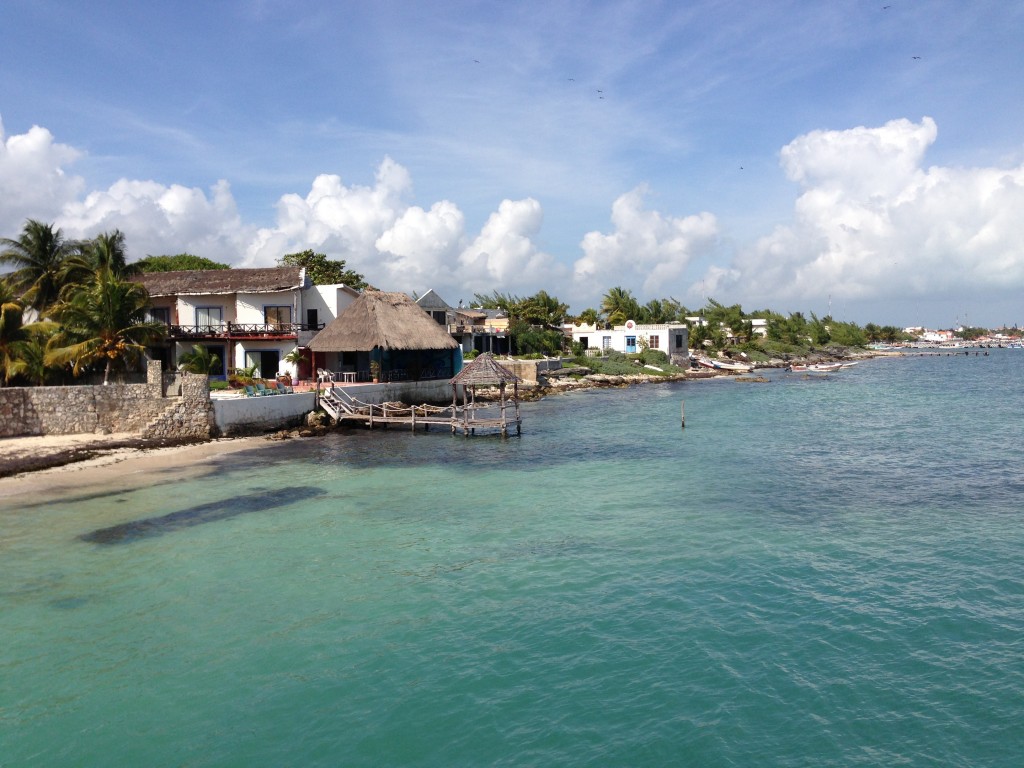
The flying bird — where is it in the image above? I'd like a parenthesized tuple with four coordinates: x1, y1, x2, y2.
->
(912, 55, 921, 59)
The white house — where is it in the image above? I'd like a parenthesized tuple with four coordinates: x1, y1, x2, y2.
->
(569, 320, 689, 365)
(137, 267, 360, 380)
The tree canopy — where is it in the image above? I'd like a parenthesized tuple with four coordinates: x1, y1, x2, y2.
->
(136, 253, 231, 272)
(278, 250, 366, 288)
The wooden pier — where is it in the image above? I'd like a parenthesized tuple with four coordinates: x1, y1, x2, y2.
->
(317, 353, 522, 437)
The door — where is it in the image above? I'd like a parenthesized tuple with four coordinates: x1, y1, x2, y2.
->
(625, 336, 637, 353)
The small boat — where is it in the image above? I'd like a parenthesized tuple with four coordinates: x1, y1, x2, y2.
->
(786, 362, 845, 374)
(691, 354, 755, 373)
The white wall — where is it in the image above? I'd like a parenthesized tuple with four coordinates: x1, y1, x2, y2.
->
(213, 392, 316, 436)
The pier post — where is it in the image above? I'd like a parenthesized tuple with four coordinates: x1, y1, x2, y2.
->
(681, 401, 685, 429)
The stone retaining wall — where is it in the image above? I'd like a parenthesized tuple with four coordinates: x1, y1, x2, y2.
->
(0, 363, 216, 440)
(141, 373, 216, 439)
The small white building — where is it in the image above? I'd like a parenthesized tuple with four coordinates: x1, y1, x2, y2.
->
(569, 320, 689, 365)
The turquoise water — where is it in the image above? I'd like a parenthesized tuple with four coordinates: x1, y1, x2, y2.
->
(2, 351, 1023, 766)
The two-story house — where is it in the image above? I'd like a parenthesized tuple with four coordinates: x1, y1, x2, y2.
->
(137, 267, 360, 379)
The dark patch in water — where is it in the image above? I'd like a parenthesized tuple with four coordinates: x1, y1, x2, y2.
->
(79, 486, 325, 545)
(49, 596, 89, 610)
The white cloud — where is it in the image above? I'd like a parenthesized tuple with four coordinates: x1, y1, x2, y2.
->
(702, 117, 1024, 310)
(573, 186, 718, 302)
(458, 198, 566, 296)
(58, 178, 251, 260)
(0, 118, 84, 234)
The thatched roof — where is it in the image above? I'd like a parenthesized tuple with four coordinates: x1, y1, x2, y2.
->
(450, 353, 520, 387)
(309, 291, 458, 352)
(136, 267, 305, 297)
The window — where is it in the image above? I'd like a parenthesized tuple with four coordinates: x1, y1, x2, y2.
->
(675, 333, 684, 349)
(648, 335, 660, 349)
(147, 307, 170, 325)
(265, 306, 292, 327)
(195, 307, 223, 329)
(602, 336, 612, 350)
(430, 310, 446, 326)
(578, 336, 589, 349)
(306, 308, 318, 329)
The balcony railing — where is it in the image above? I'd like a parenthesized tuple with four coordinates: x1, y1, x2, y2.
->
(168, 322, 324, 339)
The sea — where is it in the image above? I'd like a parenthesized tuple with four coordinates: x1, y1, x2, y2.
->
(2, 350, 1022, 767)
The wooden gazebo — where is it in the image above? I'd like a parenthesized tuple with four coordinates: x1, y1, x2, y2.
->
(450, 353, 522, 436)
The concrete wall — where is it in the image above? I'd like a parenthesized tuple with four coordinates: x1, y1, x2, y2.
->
(213, 392, 316, 436)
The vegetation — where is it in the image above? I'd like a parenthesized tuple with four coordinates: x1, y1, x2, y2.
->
(46, 267, 166, 385)
(136, 253, 230, 272)
(178, 344, 221, 375)
(279, 249, 366, 288)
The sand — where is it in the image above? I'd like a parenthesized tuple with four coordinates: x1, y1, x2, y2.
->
(0, 433, 270, 503)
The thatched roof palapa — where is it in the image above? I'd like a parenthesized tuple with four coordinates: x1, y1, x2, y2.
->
(137, 267, 305, 297)
(309, 291, 458, 352)
(450, 353, 521, 387)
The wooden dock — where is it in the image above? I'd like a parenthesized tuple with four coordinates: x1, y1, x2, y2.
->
(318, 385, 521, 436)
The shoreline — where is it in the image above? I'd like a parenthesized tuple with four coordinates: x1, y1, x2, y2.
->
(0, 435, 269, 503)
(0, 349, 904, 487)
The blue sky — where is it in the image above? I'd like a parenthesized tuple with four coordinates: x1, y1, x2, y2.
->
(2, 0, 1023, 328)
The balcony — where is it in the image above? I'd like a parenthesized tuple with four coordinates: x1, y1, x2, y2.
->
(168, 322, 324, 340)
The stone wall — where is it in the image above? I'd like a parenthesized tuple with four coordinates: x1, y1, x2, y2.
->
(0, 363, 216, 440)
(141, 373, 216, 439)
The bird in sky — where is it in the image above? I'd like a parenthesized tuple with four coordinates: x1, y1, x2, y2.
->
(912, 55, 921, 59)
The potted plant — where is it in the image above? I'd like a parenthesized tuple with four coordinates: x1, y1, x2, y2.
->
(369, 359, 380, 383)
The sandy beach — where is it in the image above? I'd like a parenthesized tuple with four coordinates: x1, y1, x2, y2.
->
(0, 434, 269, 504)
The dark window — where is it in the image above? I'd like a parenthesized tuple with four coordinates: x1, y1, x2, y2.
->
(148, 307, 170, 325)
(306, 308, 318, 328)
(265, 306, 292, 327)
(675, 333, 684, 349)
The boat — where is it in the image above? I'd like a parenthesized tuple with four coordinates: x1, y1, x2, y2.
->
(786, 362, 845, 374)
(691, 354, 755, 373)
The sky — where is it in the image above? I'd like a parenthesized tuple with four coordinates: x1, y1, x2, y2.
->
(2, 0, 1023, 329)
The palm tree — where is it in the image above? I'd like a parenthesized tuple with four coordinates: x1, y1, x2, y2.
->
(178, 344, 221, 375)
(46, 269, 165, 385)
(0, 219, 76, 314)
(601, 286, 641, 326)
(0, 280, 30, 385)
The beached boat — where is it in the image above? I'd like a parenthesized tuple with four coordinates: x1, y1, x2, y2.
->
(786, 362, 845, 374)
(691, 354, 755, 373)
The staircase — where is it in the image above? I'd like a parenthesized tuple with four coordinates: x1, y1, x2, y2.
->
(319, 386, 356, 421)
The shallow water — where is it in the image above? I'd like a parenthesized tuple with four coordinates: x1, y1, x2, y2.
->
(2, 351, 1023, 766)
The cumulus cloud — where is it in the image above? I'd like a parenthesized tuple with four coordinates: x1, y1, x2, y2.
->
(573, 186, 718, 302)
(0, 117, 84, 234)
(458, 199, 567, 295)
(702, 117, 1024, 309)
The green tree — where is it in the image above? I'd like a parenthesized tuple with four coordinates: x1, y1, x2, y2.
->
(46, 270, 166, 385)
(601, 286, 641, 326)
(178, 344, 222, 375)
(574, 307, 600, 326)
(472, 290, 522, 314)
(0, 280, 30, 384)
(135, 253, 231, 272)
(82, 230, 139, 277)
(0, 219, 76, 313)
(279, 250, 366, 288)
(518, 290, 568, 326)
